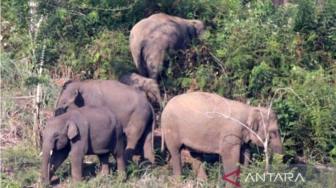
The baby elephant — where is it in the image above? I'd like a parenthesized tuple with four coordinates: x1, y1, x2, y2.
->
(41, 106, 125, 184)
(161, 92, 282, 187)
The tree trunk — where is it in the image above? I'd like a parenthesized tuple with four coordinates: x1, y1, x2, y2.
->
(33, 43, 45, 148)
(29, 0, 45, 148)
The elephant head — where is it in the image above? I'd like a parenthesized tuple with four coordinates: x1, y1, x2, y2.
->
(246, 107, 283, 154)
(41, 117, 79, 184)
(188, 20, 205, 38)
(54, 80, 84, 116)
(119, 73, 162, 104)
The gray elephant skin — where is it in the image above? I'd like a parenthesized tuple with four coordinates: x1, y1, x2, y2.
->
(119, 72, 162, 104)
(130, 13, 204, 80)
(41, 106, 125, 184)
(161, 92, 282, 184)
(54, 80, 155, 164)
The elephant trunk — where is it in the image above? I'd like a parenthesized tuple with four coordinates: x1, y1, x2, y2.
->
(270, 137, 283, 154)
(272, 144, 283, 154)
(41, 146, 52, 184)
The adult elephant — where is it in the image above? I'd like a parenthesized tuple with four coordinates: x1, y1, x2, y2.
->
(161, 92, 282, 187)
(54, 80, 155, 164)
(130, 13, 205, 80)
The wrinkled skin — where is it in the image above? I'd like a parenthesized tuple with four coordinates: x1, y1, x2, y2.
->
(161, 92, 282, 187)
(130, 13, 204, 83)
(54, 80, 156, 165)
(41, 107, 125, 184)
(119, 73, 161, 104)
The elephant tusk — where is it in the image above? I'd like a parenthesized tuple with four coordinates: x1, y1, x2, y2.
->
(50, 150, 53, 156)
(39, 152, 43, 156)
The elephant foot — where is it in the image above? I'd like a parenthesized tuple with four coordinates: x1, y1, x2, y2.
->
(132, 155, 141, 165)
(124, 148, 135, 165)
(100, 165, 109, 175)
(196, 164, 208, 180)
(116, 170, 127, 182)
(50, 176, 60, 186)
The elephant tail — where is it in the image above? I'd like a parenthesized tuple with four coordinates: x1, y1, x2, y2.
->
(161, 126, 164, 153)
(149, 103, 156, 152)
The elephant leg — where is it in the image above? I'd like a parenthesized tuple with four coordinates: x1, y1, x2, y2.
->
(170, 148, 182, 176)
(240, 144, 251, 166)
(123, 118, 146, 164)
(50, 147, 70, 178)
(146, 50, 165, 80)
(116, 154, 126, 173)
(130, 41, 148, 77)
(181, 149, 207, 180)
(165, 134, 182, 176)
(70, 151, 84, 182)
(123, 141, 136, 165)
(114, 132, 126, 175)
(221, 144, 240, 188)
(114, 152, 126, 179)
(143, 131, 155, 164)
(98, 153, 110, 175)
(197, 163, 208, 180)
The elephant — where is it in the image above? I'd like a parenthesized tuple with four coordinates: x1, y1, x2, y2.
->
(54, 80, 156, 164)
(41, 106, 125, 184)
(119, 73, 162, 104)
(129, 12, 204, 80)
(161, 92, 283, 186)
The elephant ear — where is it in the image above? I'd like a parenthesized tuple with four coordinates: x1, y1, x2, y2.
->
(72, 89, 85, 107)
(243, 108, 260, 143)
(187, 25, 197, 38)
(190, 20, 204, 36)
(247, 108, 261, 132)
(66, 120, 79, 140)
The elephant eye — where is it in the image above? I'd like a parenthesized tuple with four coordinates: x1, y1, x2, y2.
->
(270, 131, 278, 139)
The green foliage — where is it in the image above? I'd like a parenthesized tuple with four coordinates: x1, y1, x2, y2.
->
(1, 144, 40, 187)
(241, 154, 336, 188)
(249, 61, 274, 97)
(273, 67, 336, 163)
(79, 30, 133, 79)
(1, 0, 29, 29)
(294, 0, 336, 68)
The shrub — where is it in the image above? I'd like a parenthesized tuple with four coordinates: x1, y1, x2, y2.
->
(273, 67, 336, 163)
(1, 144, 40, 187)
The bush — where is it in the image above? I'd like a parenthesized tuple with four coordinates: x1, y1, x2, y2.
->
(81, 30, 133, 79)
(273, 67, 336, 163)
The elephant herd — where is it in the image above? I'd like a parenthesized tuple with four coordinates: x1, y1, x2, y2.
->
(41, 13, 283, 186)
